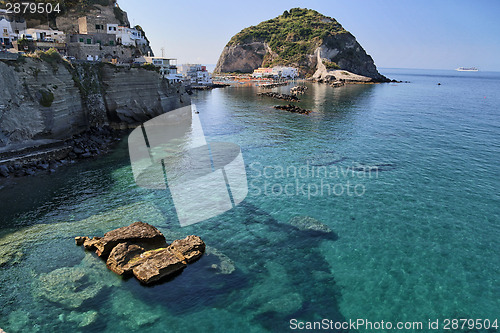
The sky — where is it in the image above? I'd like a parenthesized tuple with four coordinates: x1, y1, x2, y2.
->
(118, 0, 500, 71)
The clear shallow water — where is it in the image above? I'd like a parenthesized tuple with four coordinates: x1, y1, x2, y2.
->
(1, 69, 499, 332)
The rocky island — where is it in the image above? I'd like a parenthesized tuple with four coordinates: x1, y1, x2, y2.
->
(76, 222, 205, 284)
(215, 8, 389, 82)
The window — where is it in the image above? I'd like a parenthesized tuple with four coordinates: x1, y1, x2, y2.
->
(3, 28, 7, 33)
(97, 40, 101, 44)
(15, 30, 19, 34)
(109, 41, 114, 46)
(86, 38, 92, 44)
(95, 24, 104, 30)
(79, 38, 84, 43)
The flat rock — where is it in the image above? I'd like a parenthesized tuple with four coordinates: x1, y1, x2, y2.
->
(93, 221, 167, 258)
(132, 248, 187, 284)
(75, 236, 87, 246)
(83, 236, 101, 250)
(106, 242, 145, 275)
(168, 235, 205, 263)
(76, 223, 206, 285)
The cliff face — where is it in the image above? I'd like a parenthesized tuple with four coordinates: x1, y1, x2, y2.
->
(215, 42, 269, 74)
(0, 58, 189, 149)
(214, 8, 387, 81)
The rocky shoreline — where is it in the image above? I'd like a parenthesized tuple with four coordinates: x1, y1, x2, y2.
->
(0, 126, 125, 179)
(76, 222, 206, 285)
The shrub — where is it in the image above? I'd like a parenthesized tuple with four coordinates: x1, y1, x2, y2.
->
(39, 89, 54, 107)
(323, 60, 340, 69)
(37, 48, 62, 64)
(141, 63, 159, 72)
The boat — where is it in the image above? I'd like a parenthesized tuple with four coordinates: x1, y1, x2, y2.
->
(456, 67, 478, 72)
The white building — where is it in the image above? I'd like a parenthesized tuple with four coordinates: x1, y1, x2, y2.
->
(252, 67, 273, 78)
(24, 28, 65, 43)
(0, 9, 26, 48)
(107, 25, 146, 47)
(271, 66, 298, 79)
(141, 56, 182, 82)
(178, 64, 212, 86)
(106, 23, 118, 34)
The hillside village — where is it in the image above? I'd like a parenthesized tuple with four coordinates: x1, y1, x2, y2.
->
(1, 5, 148, 61)
(0, 3, 212, 84)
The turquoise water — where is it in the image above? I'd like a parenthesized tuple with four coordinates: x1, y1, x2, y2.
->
(1, 69, 499, 332)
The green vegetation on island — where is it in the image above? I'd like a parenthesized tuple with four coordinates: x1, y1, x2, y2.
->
(228, 8, 346, 67)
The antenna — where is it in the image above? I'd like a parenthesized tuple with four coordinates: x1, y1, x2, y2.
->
(161, 47, 165, 58)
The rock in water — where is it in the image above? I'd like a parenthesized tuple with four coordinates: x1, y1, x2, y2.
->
(168, 235, 206, 263)
(132, 248, 187, 284)
(288, 216, 332, 233)
(76, 222, 205, 285)
(274, 104, 311, 114)
(84, 221, 167, 258)
(106, 242, 145, 275)
(214, 8, 389, 82)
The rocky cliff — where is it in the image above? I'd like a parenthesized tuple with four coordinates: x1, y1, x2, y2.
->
(0, 56, 189, 149)
(215, 8, 388, 82)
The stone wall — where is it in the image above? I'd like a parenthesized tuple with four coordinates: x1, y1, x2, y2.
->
(67, 43, 138, 63)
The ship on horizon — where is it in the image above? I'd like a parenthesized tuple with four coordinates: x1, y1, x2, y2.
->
(456, 67, 478, 72)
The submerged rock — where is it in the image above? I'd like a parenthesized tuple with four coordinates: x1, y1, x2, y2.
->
(77, 222, 205, 285)
(33, 253, 119, 309)
(206, 246, 236, 275)
(66, 310, 99, 327)
(288, 216, 332, 233)
(110, 290, 163, 329)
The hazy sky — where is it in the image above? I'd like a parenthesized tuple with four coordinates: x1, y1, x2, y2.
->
(118, 0, 500, 71)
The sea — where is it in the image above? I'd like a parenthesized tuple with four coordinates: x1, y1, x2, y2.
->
(0, 68, 499, 333)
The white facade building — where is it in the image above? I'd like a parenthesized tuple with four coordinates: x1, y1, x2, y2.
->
(24, 28, 65, 43)
(0, 9, 26, 48)
(107, 25, 147, 47)
(106, 23, 118, 34)
(143, 56, 182, 82)
(178, 64, 212, 85)
(271, 66, 298, 78)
